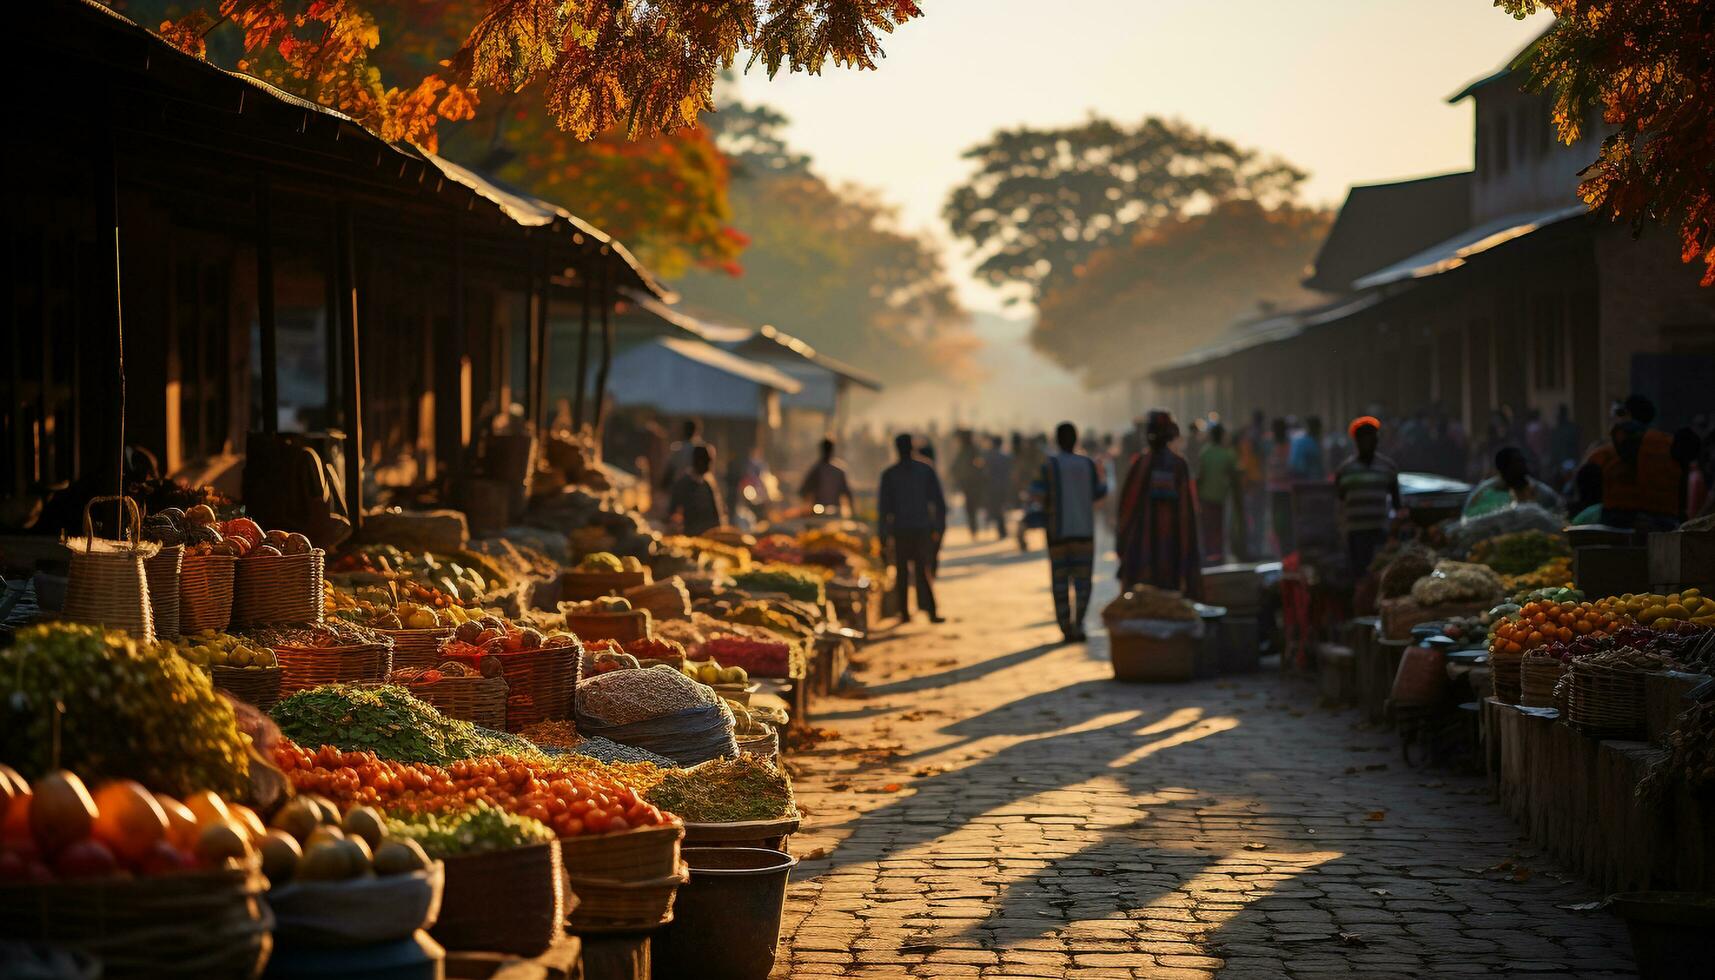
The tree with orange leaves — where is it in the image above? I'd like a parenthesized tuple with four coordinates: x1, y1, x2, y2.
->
(1500, 1, 1715, 285)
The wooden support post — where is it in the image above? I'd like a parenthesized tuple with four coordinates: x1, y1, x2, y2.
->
(335, 203, 364, 530)
(97, 133, 125, 529)
(592, 265, 614, 435)
(533, 245, 553, 435)
(255, 177, 278, 435)
(525, 251, 544, 434)
(572, 267, 592, 431)
(435, 223, 466, 482)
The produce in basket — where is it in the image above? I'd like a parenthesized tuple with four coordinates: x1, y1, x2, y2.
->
(273, 742, 671, 837)
(1500, 556, 1576, 594)
(256, 798, 431, 884)
(243, 619, 394, 650)
(0, 624, 251, 797)
(732, 563, 827, 604)
(1103, 585, 1197, 621)
(1442, 503, 1564, 556)
(642, 755, 795, 823)
(1468, 530, 1571, 577)
(270, 684, 540, 765)
(681, 659, 750, 686)
(1409, 560, 1505, 606)
(577, 552, 626, 573)
(0, 767, 275, 882)
(383, 803, 554, 858)
(1487, 598, 1627, 657)
(577, 665, 720, 726)
(158, 629, 277, 669)
(701, 636, 792, 677)
(1607, 588, 1715, 628)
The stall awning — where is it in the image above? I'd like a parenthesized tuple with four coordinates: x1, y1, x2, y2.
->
(653, 337, 802, 393)
(601, 336, 802, 419)
(1352, 204, 1588, 290)
(1150, 292, 1386, 379)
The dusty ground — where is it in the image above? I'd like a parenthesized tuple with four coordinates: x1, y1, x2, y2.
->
(770, 529, 1636, 979)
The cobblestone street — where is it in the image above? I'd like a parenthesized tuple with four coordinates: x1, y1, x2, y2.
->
(773, 531, 1637, 979)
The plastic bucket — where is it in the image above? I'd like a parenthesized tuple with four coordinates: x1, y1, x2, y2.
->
(651, 848, 797, 980)
(1610, 892, 1715, 980)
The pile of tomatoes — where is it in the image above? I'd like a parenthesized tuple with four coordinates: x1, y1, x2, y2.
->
(1488, 598, 1628, 656)
(272, 742, 670, 839)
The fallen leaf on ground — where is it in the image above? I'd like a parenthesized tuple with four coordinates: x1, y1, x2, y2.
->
(1338, 932, 1367, 946)
(1366, 811, 1386, 821)
(1244, 842, 1268, 851)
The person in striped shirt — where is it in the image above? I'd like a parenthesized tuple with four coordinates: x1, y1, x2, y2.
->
(1334, 416, 1401, 578)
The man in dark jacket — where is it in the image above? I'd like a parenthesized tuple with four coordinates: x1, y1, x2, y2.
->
(668, 444, 727, 536)
(879, 433, 947, 624)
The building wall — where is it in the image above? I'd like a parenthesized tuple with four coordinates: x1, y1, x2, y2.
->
(1595, 225, 1715, 430)
(1470, 82, 1599, 224)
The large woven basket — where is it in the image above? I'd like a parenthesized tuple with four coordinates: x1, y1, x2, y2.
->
(376, 626, 453, 671)
(1489, 647, 1523, 704)
(432, 841, 566, 956)
(62, 496, 157, 642)
(559, 823, 683, 882)
(736, 727, 779, 763)
(212, 664, 285, 710)
(563, 609, 651, 644)
(410, 674, 508, 730)
(274, 642, 393, 695)
(1564, 660, 1648, 738)
(143, 543, 184, 641)
(179, 553, 237, 633)
(0, 865, 272, 977)
(231, 550, 325, 626)
(565, 865, 687, 930)
(1519, 655, 1567, 710)
(504, 643, 580, 732)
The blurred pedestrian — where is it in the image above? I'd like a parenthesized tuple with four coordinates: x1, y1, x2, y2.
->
(1463, 446, 1562, 519)
(659, 419, 704, 492)
(1289, 415, 1327, 483)
(879, 433, 947, 623)
(1115, 411, 1202, 599)
(799, 437, 855, 516)
(981, 435, 1013, 539)
(668, 444, 727, 536)
(1194, 423, 1240, 563)
(952, 430, 983, 537)
(1032, 422, 1107, 642)
(1266, 417, 1294, 555)
(1334, 417, 1401, 579)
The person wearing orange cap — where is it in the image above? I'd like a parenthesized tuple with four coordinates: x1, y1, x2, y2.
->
(1333, 416, 1401, 578)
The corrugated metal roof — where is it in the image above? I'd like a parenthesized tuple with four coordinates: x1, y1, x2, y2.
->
(1303, 172, 1473, 293)
(626, 295, 884, 390)
(1351, 204, 1587, 290)
(654, 336, 803, 393)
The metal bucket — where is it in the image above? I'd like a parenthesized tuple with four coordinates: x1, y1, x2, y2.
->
(650, 848, 797, 980)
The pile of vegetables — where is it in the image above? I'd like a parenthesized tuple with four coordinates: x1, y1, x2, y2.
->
(1469, 530, 1571, 577)
(1377, 545, 1436, 599)
(1409, 560, 1505, 606)
(0, 623, 251, 797)
(270, 684, 538, 765)
(1487, 597, 1627, 657)
(272, 743, 669, 838)
(1444, 503, 1565, 556)
(1103, 585, 1197, 621)
(382, 803, 555, 858)
(1501, 556, 1576, 594)
(642, 756, 795, 824)
(732, 564, 827, 605)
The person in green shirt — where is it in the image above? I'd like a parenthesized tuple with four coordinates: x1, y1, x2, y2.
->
(1195, 423, 1242, 563)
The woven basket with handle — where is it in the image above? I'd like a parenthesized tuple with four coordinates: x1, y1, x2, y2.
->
(142, 543, 184, 641)
(179, 553, 236, 633)
(1564, 659, 1648, 738)
(62, 496, 158, 642)
(232, 550, 325, 626)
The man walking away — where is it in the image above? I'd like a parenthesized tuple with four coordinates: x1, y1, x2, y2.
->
(1195, 423, 1240, 563)
(879, 433, 947, 623)
(1266, 417, 1294, 555)
(981, 436, 1013, 539)
(1335, 417, 1401, 579)
(668, 444, 727, 537)
(1033, 422, 1107, 642)
(799, 438, 855, 516)
(660, 419, 704, 493)
(1290, 416, 1327, 483)
(952, 430, 983, 537)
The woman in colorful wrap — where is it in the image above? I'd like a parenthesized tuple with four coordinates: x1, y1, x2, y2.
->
(1115, 411, 1202, 601)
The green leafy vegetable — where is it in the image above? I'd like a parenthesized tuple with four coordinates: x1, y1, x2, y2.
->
(270, 683, 541, 765)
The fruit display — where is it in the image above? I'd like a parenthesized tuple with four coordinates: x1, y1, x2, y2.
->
(1409, 560, 1505, 606)
(270, 684, 539, 765)
(562, 597, 634, 615)
(1487, 597, 1628, 657)
(1606, 589, 1715, 628)
(681, 659, 750, 687)
(577, 665, 723, 727)
(383, 803, 555, 858)
(625, 635, 687, 663)
(1104, 585, 1197, 621)
(140, 508, 312, 559)
(331, 545, 488, 604)
(591, 651, 641, 675)
(158, 629, 278, 669)
(0, 624, 251, 797)
(577, 552, 626, 574)
(0, 767, 264, 882)
(732, 564, 828, 605)
(701, 636, 793, 677)
(273, 743, 671, 837)
(798, 528, 874, 558)
(1469, 530, 1571, 577)
(260, 798, 431, 885)
(243, 619, 393, 650)
(392, 661, 483, 686)
(442, 617, 576, 661)
(725, 601, 809, 639)
(1508, 585, 1585, 607)
(1501, 556, 1576, 594)
(641, 756, 795, 824)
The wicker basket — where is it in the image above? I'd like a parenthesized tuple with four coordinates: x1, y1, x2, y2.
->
(143, 543, 184, 641)
(563, 609, 651, 644)
(1565, 660, 1648, 738)
(410, 674, 508, 730)
(1489, 648, 1523, 704)
(62, 496, 158, 642)
(559, 823, 684, 882)
(432, 841, 565, 956)
(179, 553, 237, 633)
(231, 550, 326, 626)
(736, 727, 779, 763)
(0, 865, 271, 977)
(211, 664, 285, 710)
(376, 626, 453, 671)
(274, 642, 393, 695)
(565, 865, 687, 930)
(1518, 655, 1568, 709)
(517, 643, 581, 731)
(681, 815, 800, 852)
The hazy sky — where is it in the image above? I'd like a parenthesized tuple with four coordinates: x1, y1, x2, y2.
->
(735, 0, 1548, 314)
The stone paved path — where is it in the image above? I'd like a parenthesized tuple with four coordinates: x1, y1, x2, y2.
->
(772, 530, 1637, 978)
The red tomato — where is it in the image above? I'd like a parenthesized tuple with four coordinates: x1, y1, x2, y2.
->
(584, 810, 611, 833)
(608, 816, 629, 832)
(560, 816, 584, 837)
